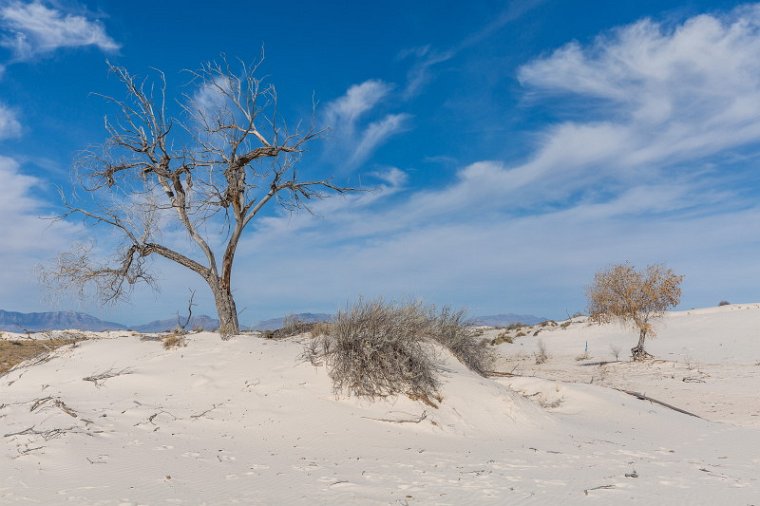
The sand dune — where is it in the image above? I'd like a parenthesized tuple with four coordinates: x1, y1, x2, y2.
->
(1, 305, 759, 504)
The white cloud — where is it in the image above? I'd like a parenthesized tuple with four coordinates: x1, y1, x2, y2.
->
(517, 6, 760, 177)
(0, 101, 20, 138)
(324, 80, 391, 129)
(347, 113, 410, 168)
(188, 75, 237, 125)
(0, 1, 119, 61)
(322, 80, 410, 171)
(0, 156, 83, 311)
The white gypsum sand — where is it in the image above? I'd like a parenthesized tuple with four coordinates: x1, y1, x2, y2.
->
(1, 305, 759, 504)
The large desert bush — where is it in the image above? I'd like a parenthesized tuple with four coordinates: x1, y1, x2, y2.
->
(587, 263, 683, 361)
(305, 299, 492, 403)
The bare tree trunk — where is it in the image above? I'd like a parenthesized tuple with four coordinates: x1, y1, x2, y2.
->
(630, 328, 653, 361)
(211, 280, 239, 338)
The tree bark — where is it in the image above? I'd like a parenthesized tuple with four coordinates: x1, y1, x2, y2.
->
(211, 280, 239, 338)
(630, 328, 653, 361)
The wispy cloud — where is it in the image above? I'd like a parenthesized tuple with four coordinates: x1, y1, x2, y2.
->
(322, 80, 410, 172)
(400, 45, 454, 98)
(0, 1, 119, 61)
(0, 156, 82, 310)
(0, 101, 20, 138)
(401, 0, 545, 97)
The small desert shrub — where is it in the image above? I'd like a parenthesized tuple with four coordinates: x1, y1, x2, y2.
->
(535, 339, 549, 364)
(305, 299, 440, 401)
(575, 352, 591, 361)
(305, 299, 492, 403)
(163, 331, 187, 350)
(491, 330, 513, 345)
(718, 300, 731, 307)
(538, 396, 564, 409)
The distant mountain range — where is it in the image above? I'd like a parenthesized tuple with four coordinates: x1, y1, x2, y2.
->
(467, 313, 547, 327)
(0, 310, 126, 332)
(253, 313, 334, 331)
(131, 315, 220, 333)
(0, 309, 547, 333)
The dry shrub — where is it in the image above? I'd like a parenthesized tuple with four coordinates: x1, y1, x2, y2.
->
(305, 299, 439, 402)
(163, 332, 187, 350)
(427, 307, 493, 376)
(535, 339, 549, 364)
(718, 300, 731, 307)
(305, 299, 492, 403)
(309, 321, 333, 337)
(491, 330, 514, 345)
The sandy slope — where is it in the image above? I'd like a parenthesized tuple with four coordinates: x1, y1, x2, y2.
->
(1, 307, 759, 504)
(494, 303, 760, 428)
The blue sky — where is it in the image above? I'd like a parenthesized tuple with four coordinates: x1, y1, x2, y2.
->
(1, 0, 760, 325)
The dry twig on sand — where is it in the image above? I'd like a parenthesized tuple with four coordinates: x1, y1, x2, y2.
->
(82, 368, 133, 387)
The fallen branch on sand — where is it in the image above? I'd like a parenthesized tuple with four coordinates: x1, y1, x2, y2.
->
(83, 368, 132, 387)
(190, 404, 220, 419)
(29, 396, 78, 417)
(362, 410, 428, 424)
(485, 370, 518, 377)
(584, 484, 615, 495)
(615, 388, 702, 418)
(4, 425, 76, 440)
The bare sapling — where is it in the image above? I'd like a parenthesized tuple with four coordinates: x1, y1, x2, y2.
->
(42, 55, 353, 337)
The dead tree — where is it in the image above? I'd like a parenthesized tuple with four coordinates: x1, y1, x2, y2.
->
(587, 263, 683, 361)
(44, 57, 352, 336)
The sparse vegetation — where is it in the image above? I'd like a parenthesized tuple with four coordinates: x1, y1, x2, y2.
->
(163, 332, 187, 350)
(262, 317, 332, 339)
(491, 331, 514, 345)
(304, 299, 492, 404)
(309, 321, 333, 337)
(535, 339, 549, 364)
(718, 300, 731, 307)
(587, 263, 683, 361)
(1, 338, 78, 376)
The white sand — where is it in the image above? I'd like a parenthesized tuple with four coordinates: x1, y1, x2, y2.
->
(1, 305, 759, 504)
